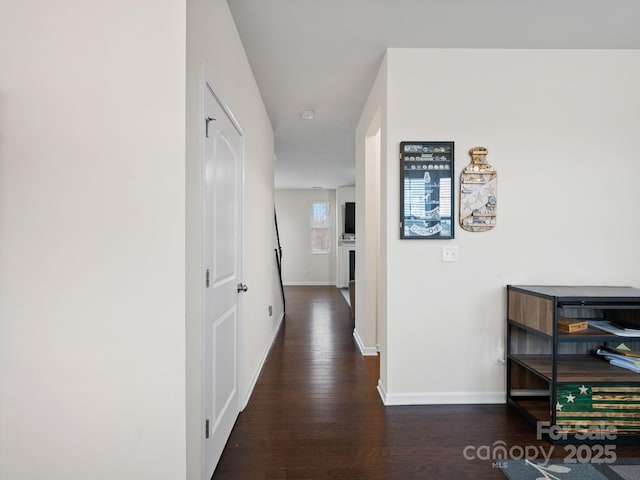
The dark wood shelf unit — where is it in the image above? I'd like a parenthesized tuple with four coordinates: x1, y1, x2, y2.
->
(508, 397, 551, 423)
(507, 285, 640, 444)
(557, 327, 640, 341)
(511, 354, 640, 383)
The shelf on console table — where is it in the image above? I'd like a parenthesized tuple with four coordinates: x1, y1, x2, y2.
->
(511, 354, 640, 383)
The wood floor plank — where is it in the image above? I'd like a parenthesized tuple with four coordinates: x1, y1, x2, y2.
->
(212, 286, 640, 480)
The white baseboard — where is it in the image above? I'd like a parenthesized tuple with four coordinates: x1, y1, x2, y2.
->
(353, 328, 378, 356)
(241, 312, 285, 410)
(377, 380, 505, 406)
(377, 379, 388, 404)
(283, 281, 336, 286)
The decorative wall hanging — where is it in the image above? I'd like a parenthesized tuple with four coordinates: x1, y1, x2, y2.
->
(400, 141, 454, 239)
(460, 146, 497, 232)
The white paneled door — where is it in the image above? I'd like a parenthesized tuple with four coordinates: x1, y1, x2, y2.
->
(203, 81, 244, 478)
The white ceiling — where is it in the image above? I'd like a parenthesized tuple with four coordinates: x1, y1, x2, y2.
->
(227, 0, 640, 189)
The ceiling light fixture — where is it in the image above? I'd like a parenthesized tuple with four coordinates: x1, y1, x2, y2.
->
(299, 109, 315, 120)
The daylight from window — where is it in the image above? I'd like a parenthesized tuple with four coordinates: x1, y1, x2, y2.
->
(310, 202, 331, 254)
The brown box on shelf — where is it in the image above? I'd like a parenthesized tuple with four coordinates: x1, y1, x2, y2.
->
(558, 317, 589, 332)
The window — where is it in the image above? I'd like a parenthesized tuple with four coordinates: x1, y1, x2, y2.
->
(310, 202, 331, 254)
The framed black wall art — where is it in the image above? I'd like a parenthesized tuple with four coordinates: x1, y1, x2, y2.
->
(400, 141, 454, 239)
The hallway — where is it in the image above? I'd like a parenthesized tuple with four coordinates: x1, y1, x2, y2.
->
(211, 286, 640, 479)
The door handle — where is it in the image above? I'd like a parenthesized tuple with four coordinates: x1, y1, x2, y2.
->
(237, 283, 248, 293)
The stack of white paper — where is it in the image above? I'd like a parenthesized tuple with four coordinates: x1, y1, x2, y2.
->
(596, 346, 640, 373)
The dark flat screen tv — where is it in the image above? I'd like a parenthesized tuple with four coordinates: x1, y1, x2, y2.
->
(345, 202, 355, 234)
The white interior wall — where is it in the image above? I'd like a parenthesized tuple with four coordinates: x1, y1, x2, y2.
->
(356, 55, 388, 363)
(0, 2, 187, 479)
(375, 48, 640, 404)
(275, 189, 337, 285)
(186, 0, 278, 477)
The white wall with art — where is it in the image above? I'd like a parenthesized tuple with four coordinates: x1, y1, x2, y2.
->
(359, 48, 640, 405)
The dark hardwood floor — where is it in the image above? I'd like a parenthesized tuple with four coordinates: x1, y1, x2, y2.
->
(213, 286, 640, 480)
